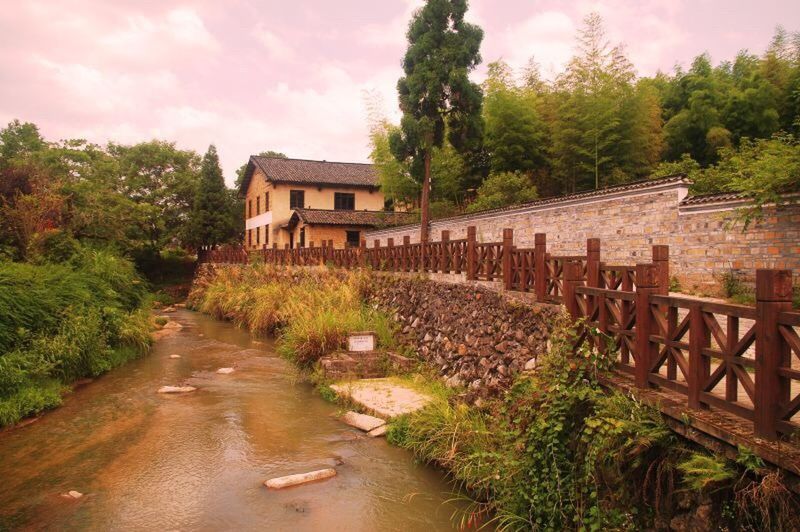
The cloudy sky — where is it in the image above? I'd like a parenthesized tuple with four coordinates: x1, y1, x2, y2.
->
(1, 0, 798, 184)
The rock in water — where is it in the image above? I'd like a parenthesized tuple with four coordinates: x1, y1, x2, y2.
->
(367, 425, 387, 438)
(264, 468, 337, 489)
(157, 385, 196, 394)
(169, 355, 181, 359)
(216, 367, 234, 374)
(340, 411, 385, 432)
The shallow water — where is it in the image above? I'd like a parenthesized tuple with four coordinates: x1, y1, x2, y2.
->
(0, 310, 462, 531)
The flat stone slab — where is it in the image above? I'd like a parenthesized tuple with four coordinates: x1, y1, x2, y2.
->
(157, 385, 196, 394)
(340, 411, 385, 432)
(331, 379, 432, 419)
(367, 425, 387, 438)
(216, 367, 234, 374)
(264, 468, 337, 489)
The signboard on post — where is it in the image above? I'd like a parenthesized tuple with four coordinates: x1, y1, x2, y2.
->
(348, 332, 376, 352)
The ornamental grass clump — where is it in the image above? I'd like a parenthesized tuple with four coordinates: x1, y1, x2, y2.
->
(191, 265, 396, 368)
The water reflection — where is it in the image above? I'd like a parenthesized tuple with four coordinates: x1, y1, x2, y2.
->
(0, 310, 461, 531)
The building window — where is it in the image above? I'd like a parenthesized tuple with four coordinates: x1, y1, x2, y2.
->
(248, 200, 252, 218)
(265, 192, 269, 211)
(256, 226, 260, 245)
(248, 229, 252, 247)
(346, 230, 360, 248)
(334, 192, 355, 210)
(289, 190, 305, 209)
(256, 196, 260, 215)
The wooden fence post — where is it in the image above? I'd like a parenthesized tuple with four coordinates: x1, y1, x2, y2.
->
(688, 301, 710, 409)
(403, 235, 410, 272)
(387, 238, 395, 271)
(634, 263, 659, 389)
(754, 269, 793, 440)
(466, 226, 477, 281)
(502, 228, 514, 290)
(359, 238, 367, 267)
(534, 233, 547, 300)
(440, 230, 450, 273)
(563, 260, 584, 320)
(653, 245, 670, 294)
(587, 238, 600, 288)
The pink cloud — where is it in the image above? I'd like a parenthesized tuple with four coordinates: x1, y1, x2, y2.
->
(1, 0, 797, 184)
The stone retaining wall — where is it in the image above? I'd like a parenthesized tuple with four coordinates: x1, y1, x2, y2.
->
(366, 274, 560, 402)
(366, 177, 800, 295)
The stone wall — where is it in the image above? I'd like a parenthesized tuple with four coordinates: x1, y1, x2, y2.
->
(366, 274, 560, 403)
(365, 176, 800, 295)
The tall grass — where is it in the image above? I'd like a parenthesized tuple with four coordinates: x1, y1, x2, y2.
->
(0, 249, 152, 427)
(190, 265, 396, 368)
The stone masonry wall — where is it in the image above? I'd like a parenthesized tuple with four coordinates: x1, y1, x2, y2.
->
(367, 274, 560, 403)
(366, 178, 800, 295)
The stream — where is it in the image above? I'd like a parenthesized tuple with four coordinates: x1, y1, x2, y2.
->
(0, 310, 463, 531)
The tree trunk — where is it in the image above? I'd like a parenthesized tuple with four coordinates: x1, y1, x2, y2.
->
(420, 149, 431, 244)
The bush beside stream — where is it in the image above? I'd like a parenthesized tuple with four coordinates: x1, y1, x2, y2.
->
(0, 250, 153, 427)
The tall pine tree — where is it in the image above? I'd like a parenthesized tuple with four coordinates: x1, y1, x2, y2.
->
(389, 0, 484, 241)
(187, 145, 236, 248)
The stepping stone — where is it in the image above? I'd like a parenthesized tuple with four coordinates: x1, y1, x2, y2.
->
(216, 367, 234, 374)
(157, 385, 196, 394)
(264, 468, 337, 489)
(340, 411, 385, 432)
(331, 379, 432, 418)
(367, 425, 387, 438)
(169, 355, 181, 359)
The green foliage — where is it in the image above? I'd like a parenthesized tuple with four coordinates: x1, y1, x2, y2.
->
(186, 145, 238, 247)
(389, 0, 484, 224)
(0, 119, 45, 167)
(0, 253, 152, 426)
(677, 453, 735, 491)
(466, 171, 538, 212)
(190, 266, 397, 368)
(483, 61, 549, 177)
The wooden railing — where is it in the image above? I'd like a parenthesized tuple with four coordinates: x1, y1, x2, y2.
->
(199, 228, 798, 441)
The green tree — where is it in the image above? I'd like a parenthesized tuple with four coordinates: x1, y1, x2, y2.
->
(187, 145, 237, 247)
(0, 120, 45, 168)
(551, 13, 660, 192)
(466, 171, 538, 212)
(110, 141, 200, 250)
(483, 60, 549, 176)
(389, 0, 484, 241)
(369, 120, 419, 209)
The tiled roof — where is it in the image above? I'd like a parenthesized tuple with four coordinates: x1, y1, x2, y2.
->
(290, 208, 416, 227)
(240, 156, 379, 193)
(679, 192, 748, 205)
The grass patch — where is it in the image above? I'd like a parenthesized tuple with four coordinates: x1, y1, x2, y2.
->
(190, 265, 398, 369)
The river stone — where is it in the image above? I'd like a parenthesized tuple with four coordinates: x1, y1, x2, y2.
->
(340, 411, 385, 432)
(367, 425, 388, 437)
(169, 355, 181, 359)
(524, 358, 537, 371)
(157, 385, 196, 394)
(216, 367, 235, 374)
(264, 468, 337, 489)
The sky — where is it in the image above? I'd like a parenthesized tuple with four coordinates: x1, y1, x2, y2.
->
(1, 0, 798, 185)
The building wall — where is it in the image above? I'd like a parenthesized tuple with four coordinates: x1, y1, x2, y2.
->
(244, 167, 385, 249)
(365, 180, 800, 295)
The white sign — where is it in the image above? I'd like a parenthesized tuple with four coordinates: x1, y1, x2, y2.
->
(348, 333, 375, 352)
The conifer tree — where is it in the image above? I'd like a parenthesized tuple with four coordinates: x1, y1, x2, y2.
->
(187, 145, 236, 248)
(389, 0, 484, 242)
